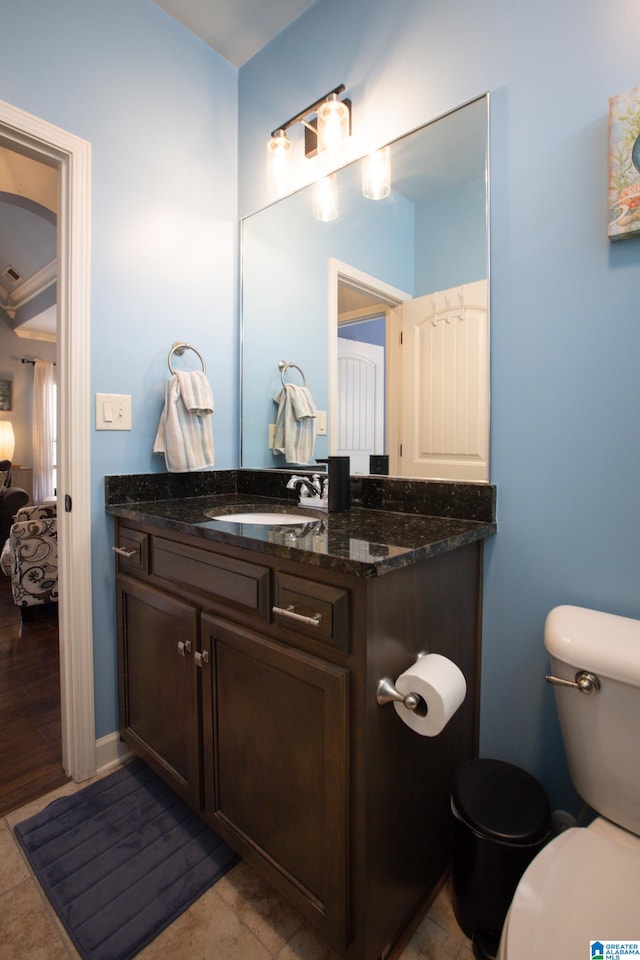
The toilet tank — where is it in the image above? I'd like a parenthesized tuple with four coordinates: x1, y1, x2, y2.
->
(545, 605, 640, 836)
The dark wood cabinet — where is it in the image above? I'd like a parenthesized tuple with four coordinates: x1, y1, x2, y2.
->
(116, 574, 202, 809)
(114, 517, 483, 959)
(202, 614, 350, 946)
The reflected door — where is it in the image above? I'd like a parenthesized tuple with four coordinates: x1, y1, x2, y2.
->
(336, 338, 385, 473)
(399, 279, 488, 481)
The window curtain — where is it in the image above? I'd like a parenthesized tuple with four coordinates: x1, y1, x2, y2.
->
(32, 359, 56, 503)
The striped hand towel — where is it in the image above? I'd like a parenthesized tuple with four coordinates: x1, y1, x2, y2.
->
(154, 371, 215, 472)
(273, 383, 317, 465)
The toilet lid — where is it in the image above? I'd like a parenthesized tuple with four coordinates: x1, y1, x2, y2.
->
(503, 823, 640, 959)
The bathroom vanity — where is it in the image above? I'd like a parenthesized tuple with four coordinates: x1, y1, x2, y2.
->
(107, 473, 495, 960)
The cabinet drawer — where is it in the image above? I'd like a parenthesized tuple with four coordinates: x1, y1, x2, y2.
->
(115, 526, 149, 574)
(273, 573, 349, 651)
(153, 536, 270, 618)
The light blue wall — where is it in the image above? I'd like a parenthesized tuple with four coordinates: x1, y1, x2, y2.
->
(3, 0, 639, 809)
(239, 0, 640, 810)
(414, 177, 487, 294)
(0, 0, 238, 737)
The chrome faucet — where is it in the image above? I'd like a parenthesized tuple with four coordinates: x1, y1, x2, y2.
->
(286, 473, 323, 498)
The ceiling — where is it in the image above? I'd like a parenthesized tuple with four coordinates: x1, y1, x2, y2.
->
(0, 147, 58, 342)
(152, 0, 317, 67)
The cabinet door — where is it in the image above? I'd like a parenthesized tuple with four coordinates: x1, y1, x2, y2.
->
(201, 614, 350, 949)
(116, 574, 201, 809)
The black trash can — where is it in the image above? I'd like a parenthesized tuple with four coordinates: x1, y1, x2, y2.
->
(451, 758, 551, 960)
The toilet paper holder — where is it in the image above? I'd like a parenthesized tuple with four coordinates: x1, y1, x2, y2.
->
(376, 651, 428, 711)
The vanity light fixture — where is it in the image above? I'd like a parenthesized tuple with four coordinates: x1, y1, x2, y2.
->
(362, 146, 391, 200)
(316, 92, 350, 157)
(312, 174, 339, 222)
(266, 129, 292, 198)
(266, 84, 351, 196)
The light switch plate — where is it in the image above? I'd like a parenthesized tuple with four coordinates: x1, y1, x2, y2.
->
(96, 393, 132, 430)
(316, 410, 327, 435)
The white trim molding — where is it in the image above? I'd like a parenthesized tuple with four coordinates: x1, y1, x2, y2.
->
(95, 733, 132, 776)
(3, 257, 57, 316)
(0, 99, 95, 782)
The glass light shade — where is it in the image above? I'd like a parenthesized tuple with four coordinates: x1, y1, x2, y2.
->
(266, 129, 292, 197)
(362, 146, 391, 200)
(317, 94, 350, 156)
(312, 174, 339, 222)
(0, 420, 15, 461)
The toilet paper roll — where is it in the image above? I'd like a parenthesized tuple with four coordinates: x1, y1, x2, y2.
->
(393, 653, 466, 737)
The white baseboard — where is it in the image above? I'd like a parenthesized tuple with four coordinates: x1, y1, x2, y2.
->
(94, 732, 133, 777)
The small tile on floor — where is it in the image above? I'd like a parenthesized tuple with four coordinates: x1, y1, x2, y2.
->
(456, 940, 476, 960)
(0, 878, 69, 960)
(0, 820, 30, 897)
(426, 879, 464, 939)
(215, 860, 304, 954)
(137, 884, 271, 960)
(273, 921, 344, 960)
(399, 915, 463, 960)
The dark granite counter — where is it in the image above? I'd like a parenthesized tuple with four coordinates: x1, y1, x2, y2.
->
(106, 473, 496, 577)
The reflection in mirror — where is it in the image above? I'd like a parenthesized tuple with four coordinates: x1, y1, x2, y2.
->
(241, 94, 489, 481)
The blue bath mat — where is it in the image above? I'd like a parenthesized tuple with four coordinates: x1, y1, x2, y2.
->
(14, 758, 238, 960)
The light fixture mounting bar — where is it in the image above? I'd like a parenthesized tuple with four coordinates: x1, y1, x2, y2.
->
(270, 84, 346, 138)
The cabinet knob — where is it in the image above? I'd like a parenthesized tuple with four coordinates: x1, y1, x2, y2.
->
(177, 640, 192, 657)
(194, 650, 209, 668)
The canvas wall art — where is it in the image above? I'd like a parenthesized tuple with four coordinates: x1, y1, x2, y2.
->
(608, 84, 640, 240)
(0, 380, 11, 411)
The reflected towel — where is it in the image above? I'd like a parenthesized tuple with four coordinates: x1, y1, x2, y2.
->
(154, 371, 215, 472)
(273, 383, 317, 465)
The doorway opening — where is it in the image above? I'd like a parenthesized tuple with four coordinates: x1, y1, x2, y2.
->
(0, 97, 95, 788)
(329, 258, 410, 475)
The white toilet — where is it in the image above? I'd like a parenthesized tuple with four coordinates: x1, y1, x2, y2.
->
(497, 604, 640, 959)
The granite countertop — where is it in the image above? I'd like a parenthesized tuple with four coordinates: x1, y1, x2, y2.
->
(107, 492, 496, 578)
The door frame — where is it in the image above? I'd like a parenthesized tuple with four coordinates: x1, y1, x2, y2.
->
(0, 99, 95, 781)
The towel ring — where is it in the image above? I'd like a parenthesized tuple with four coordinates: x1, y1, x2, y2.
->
(168, 341, 206, 375)
(278, 360, 307, 388)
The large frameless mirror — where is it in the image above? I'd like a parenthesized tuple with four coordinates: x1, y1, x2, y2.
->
(241, 94, 489, 481)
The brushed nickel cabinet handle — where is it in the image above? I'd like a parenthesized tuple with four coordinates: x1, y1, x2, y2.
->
(194, 650, 209, 668)
(177, 640, 192, 657)
(272, 604, 322, 627)
(112, 546, 138, 559)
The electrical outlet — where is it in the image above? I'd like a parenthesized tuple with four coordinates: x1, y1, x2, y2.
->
(317, 410, 327, 435)
(269, 423, 276, 448)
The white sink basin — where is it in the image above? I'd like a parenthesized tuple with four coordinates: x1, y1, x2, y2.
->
(207, 512, 312, 525)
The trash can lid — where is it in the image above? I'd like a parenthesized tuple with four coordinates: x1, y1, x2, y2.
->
(452, 758, 551, 845)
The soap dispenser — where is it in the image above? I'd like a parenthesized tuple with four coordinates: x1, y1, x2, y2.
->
(327, 456, 350, 513)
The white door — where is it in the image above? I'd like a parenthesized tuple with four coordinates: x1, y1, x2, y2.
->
(336, 337, 385, 474)
(398, 279, 488, 481)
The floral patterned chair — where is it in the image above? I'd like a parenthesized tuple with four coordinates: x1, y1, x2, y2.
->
(0, 503, 58, 618)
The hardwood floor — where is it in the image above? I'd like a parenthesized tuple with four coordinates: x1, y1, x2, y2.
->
(0, 575, 69, 817)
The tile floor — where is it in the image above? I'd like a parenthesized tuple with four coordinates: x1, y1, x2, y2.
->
(0, 775, 474, 960)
